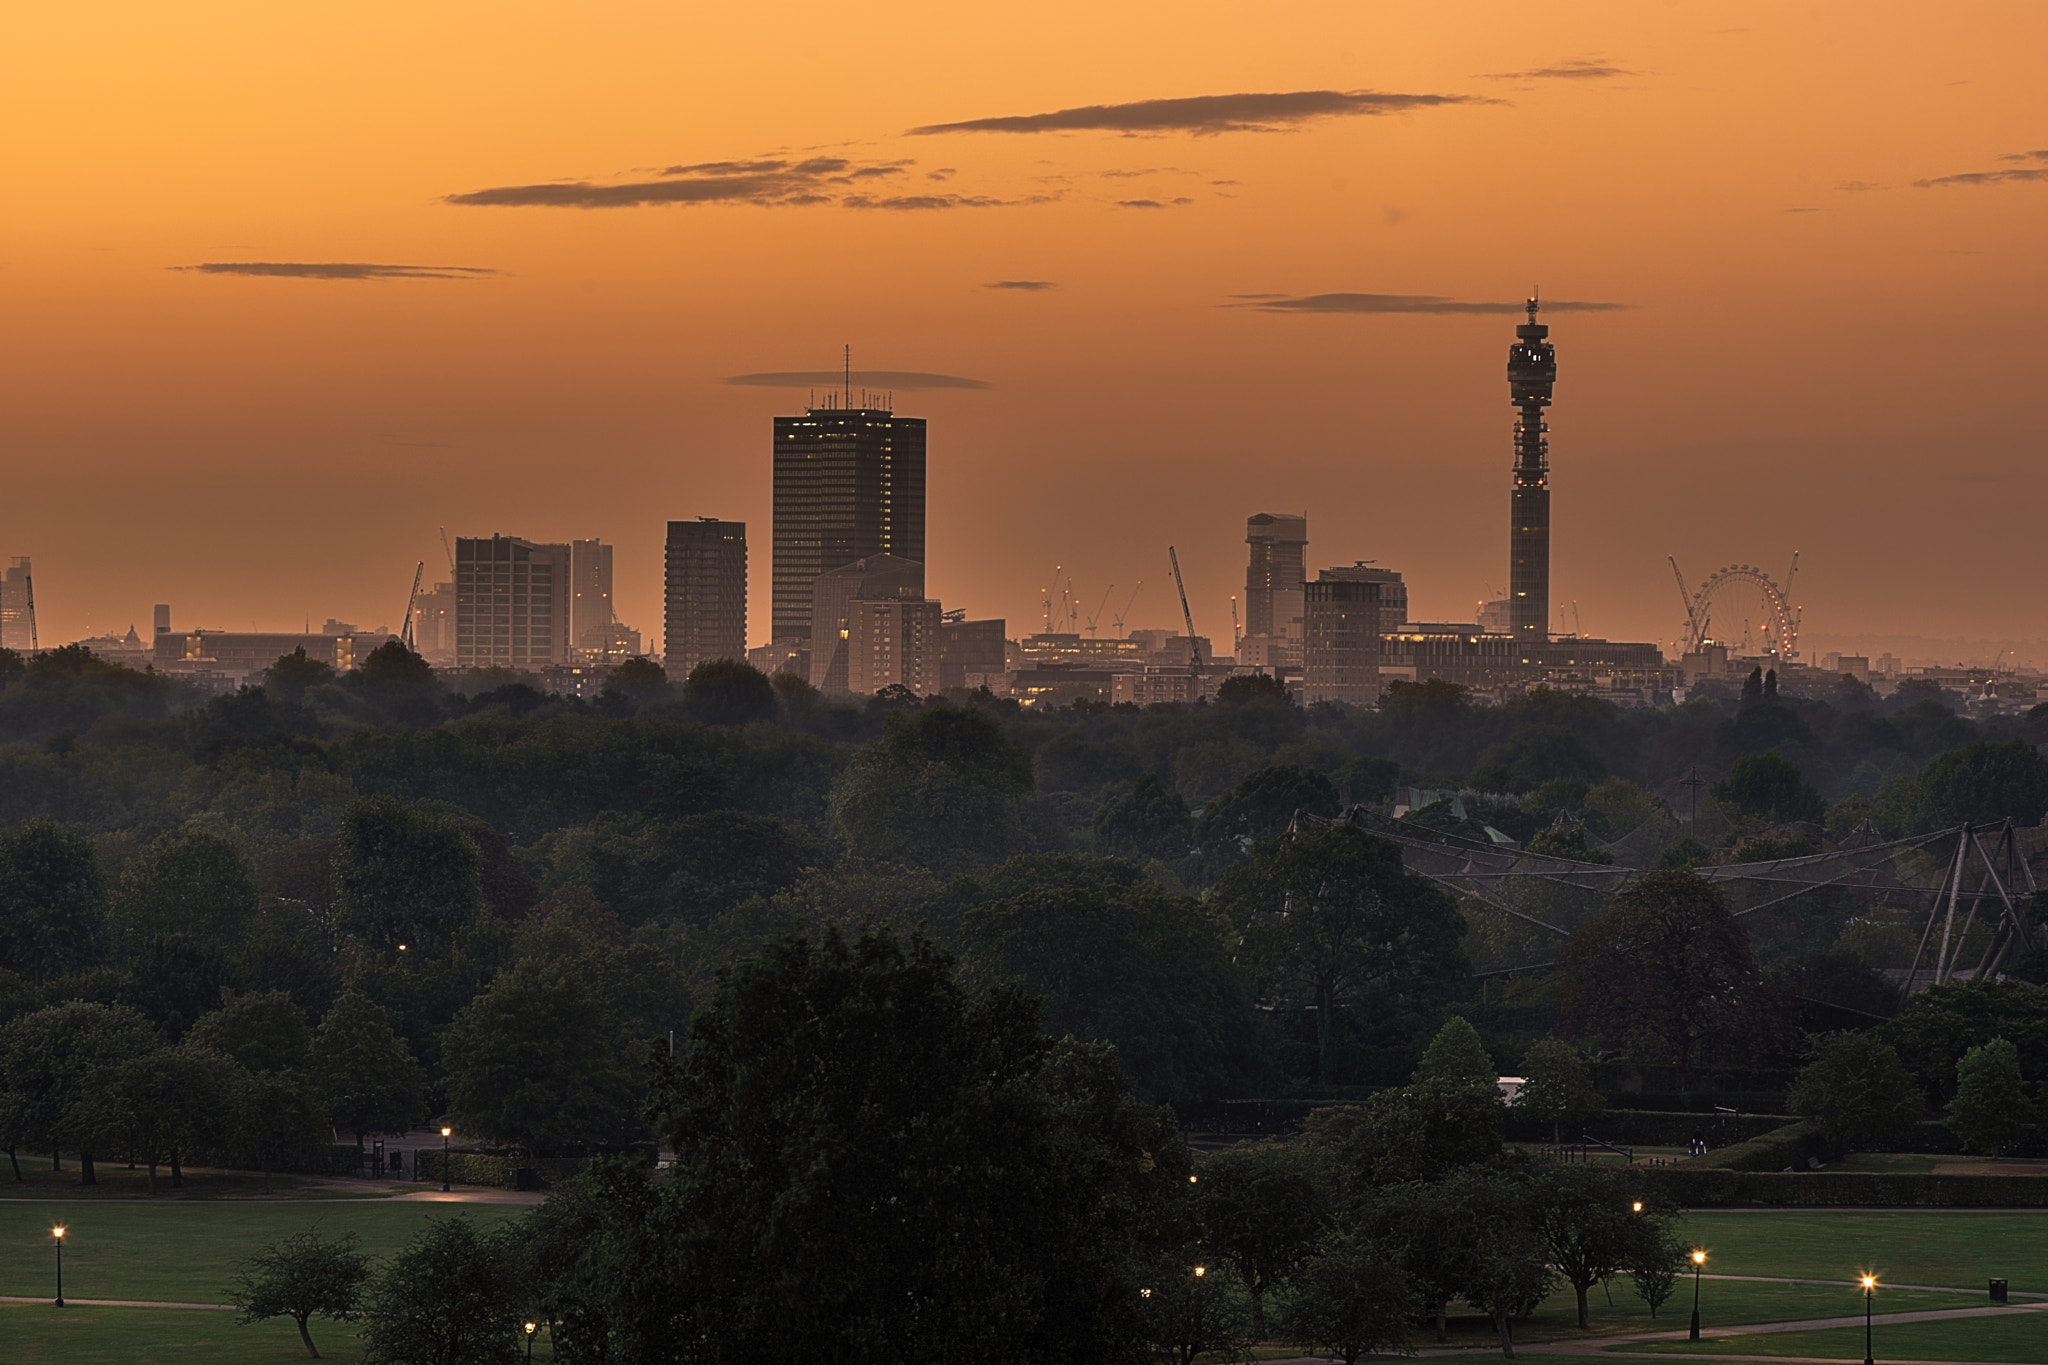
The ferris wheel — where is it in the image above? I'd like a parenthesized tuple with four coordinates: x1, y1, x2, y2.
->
(1668, 552, 1802, 660)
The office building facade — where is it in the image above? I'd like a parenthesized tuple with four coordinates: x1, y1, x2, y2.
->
(846, 597, 943, 697)
(0, 558, 32, 652)
(1507, 298, 1556, 645)
(772, 403, 926, 643)
(1244, 513, 1308, 641)
(455, 535, 570, 669)
(569, 540, 615, 654)
(1303, 577, 1383, 705)
(664, 518, 747, 678)
(809, 553, 925, 692)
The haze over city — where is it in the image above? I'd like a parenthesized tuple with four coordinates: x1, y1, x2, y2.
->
(5, 1, 2044, 665)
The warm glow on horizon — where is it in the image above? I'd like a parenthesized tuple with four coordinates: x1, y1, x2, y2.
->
(5, 2, 2046, 659)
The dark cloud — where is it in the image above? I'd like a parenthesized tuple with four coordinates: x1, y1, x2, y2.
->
(724, 369, 992, 391)
(449, 156, 912, 209)
(984, 280, 1056, 290)
(1484, 60, 1635, 80)
(1237, 292, 1629, 315)
(1915, 150, 2048, 188)
(908, 88, 1485, 136)
(1835, 180, 1885, 192)
(842, 193, 1026, 210)
(172, 262, 499, 280)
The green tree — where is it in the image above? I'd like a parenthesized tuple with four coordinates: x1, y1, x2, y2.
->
(73, 1042, 234, 1195)
(1905, 740, 2048, 831)
(1946, 1037, 2036, 1157)
(441, 958, 640, 1154)
(232, 1067, 330, 1194)
(1194, 1140, 1322, 1336)
(1220, 824, 1467, 1083)
(1525, 823, 1616, 864)
(1628, 1223, 1688, 1318)
(1711, 752, 1825, 827)
(557, 926, 1187, 1365)
(1215, 672, 1289, 705)
(111, 821, 261, 949)
(829, 703, 1036, 874)
(361, 1214, 522, 1365)
(1276, 1231, 1415, 1365)
(1193, 764, 1340, 856)
(309, 991, 425, 1149)
(189, 989, 315, 1076)
(1472, 724, 1608, 794)
(0, 1000, 157, 1183)
(960, 879, 1272, 1103)
(1560, 871, 1776, 1090)
(1786, 1031, 1925, 1152)
(263, 647, 337, 705)
(1517, 1038, 1605, 1144)
(603, 657, 669, 707)
(227, 1226, 371, 1360)
(1135, 1254, 1256, 1365)
(1528, 1165, 1671, 1330)
(683, 658, 775, 725)
(121, 932, 230, 1040)
(1093, 775, 1193, 862)
(1455, 1168, 1555, 1359)
(332, 797, 486, 953)
(1368, 1018, 1506, 1178)
(0, 817, 108, 983)
(1877, 979, 2048, 1105)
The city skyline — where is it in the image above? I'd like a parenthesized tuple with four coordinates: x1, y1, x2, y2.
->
(3, 3, 2044, 662)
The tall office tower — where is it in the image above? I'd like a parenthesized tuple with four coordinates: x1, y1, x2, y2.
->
(1244, 513, 1309, 640)
(153, 604, 171, 637)
(0, 558, 33, 652)
(808, 553, 924, 692)
(772, 400, 926, 643)
(454, 535, 571, 668)
(1507, 297, 1557, 645)
(1303, 576, 1383, 705)
(664, 518, 747, 677)
(568, 540, 615, 652)
(1317, 563, 1409, 634)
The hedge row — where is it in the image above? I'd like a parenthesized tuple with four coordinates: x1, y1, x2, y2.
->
(1589, 1062, 1798, 1095)
(1599, 1092, 1789, 1114)
(413, 1150, 593, 1189)
(1505, 1110, 1792, 1149)
(1646, 1168, 2048, 1207)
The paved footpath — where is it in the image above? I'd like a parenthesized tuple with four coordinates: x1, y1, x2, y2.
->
(0, 1296, 233, 1309)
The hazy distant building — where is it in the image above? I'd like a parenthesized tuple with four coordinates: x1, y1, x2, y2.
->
(153, 604, 171, 638)
(846, 597, 943, 696)
(569, 540, 615, 654)
(455, 535, 570, 669)
(1317, 564, 1408, 634)
(1477, 598, 1512, 634)
(748, 638, 809, 681)
(154, 628, 396, 674)
(809, 553, 924, 692)
(772, 401, 926, 643)
(1303, 576, 1382, 705)
(1245, 513, 1308, 640)
(938, 618, 1008, 691)
(410, 581, 458, 666)
(0, 558, 33, 652)
(1507, 298, 1556, 645)
(664, 519, 747, 678)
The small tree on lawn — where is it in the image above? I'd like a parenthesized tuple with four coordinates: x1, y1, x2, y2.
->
(1628, 1224, 1687, 1319)
(1787, 1031, 1925, 1154)
(360, 1213, 523, 1365)
(1134, 1253, 1256, 1365)
(226, 1226, 370, 1359)
(1276, 1230, 1415, 1365)
(1947, 1038, 2036, 1158)
(1517, 1038, 1604, 1145)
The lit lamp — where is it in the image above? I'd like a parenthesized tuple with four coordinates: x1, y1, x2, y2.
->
(1189, 1175, 1198, 1184)
(1193, 1265, 1205, 1278)
(441, 1127, 453, 1193)
(524, 1320, 538, 1362)
(1632, 1200, 1644, 1214)
(1690, 1250, 1707, 1341)
(52, 1226, 65, 1307)
(1861, 1275, 1877, 1365)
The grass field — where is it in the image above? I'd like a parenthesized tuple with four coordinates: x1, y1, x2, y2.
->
(1681, 1211, 2048, 1292)
(0, 1200, 522, 1303)
(1, 1164, 403, 1201)
(0, 1303, 560, 1365)
(1629, 1307, 2048, 1362)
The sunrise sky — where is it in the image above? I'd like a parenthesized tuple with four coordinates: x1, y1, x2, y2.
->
(4, 1, 2044, 663)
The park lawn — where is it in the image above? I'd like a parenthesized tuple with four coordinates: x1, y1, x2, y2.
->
(0, 1303, 561, 1365)
(0, 1163, 400, 1200)
(0, 1200, 522, 1304)
(1624, 1307, 2048, 1362)
(1417, 1282, 1966, 1349)
(1681, 1211, 2048, 1292)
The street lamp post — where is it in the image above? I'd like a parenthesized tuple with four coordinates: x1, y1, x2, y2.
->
(52, 1226, 65, 1307)
(524, 1320, 538, 1362)
(441, 1127, 452, 1193)
(1689, 1250, 1706, 1341)
(1862, 1275, 1876, 1365)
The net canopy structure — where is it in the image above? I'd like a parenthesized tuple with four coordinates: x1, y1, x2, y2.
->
(1300, 806, 2044, 993)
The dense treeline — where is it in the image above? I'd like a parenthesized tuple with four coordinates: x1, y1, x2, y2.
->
(1, 643, 2046, 1168)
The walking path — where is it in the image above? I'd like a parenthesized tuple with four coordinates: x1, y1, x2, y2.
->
(1697, 1273, 2046, 1300)
(0, 1295, 233, 1310)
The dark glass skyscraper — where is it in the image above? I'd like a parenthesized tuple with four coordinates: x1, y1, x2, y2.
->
(1507, 298, 1556, 645)
(665, 518, 747, 676)
(771, 402, 926, 642)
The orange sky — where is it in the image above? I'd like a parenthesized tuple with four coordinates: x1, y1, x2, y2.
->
(4, 1, 2044, 663)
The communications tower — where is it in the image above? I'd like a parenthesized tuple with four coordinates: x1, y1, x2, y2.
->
(1506, 297, 1556, 645)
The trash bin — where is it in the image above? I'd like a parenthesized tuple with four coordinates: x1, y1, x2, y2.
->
(1989, 1278, 2007, 1303)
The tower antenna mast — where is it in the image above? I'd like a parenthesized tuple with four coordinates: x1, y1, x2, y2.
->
(842, 344, 851, 409)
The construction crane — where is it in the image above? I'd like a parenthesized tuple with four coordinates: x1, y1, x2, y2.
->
(1230, 595, 1240, 649)
(1112, 582, 1143, 636)
(1166, 546, 1202, 674)
(1084, 584, 1114, 637)
(400, 561, 424, 651)
(439, 527, 456, 575)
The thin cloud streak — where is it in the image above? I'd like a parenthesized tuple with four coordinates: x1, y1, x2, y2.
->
(985, 280, 1056, 290)
(1238, 292, 1630, 315)
(724, 370, 992, 391)
(1916, 149, 2048, 187)
(909, 89, 1486, 136)
(1484, 60, 1636, 80)
(173, 262, 500, 280)
(450, 156, 916, 209)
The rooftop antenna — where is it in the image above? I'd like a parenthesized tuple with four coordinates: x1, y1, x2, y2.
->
(842, 344, 851, 409)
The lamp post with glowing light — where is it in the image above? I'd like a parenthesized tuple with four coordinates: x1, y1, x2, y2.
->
(1689, 1250, 1706, 1340)
(1861, 1275, 1876, 1365)
(441, 1127, 452, 1193)
(524, 1320, 538, 1362)
(52, 1226, 65, 1307)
